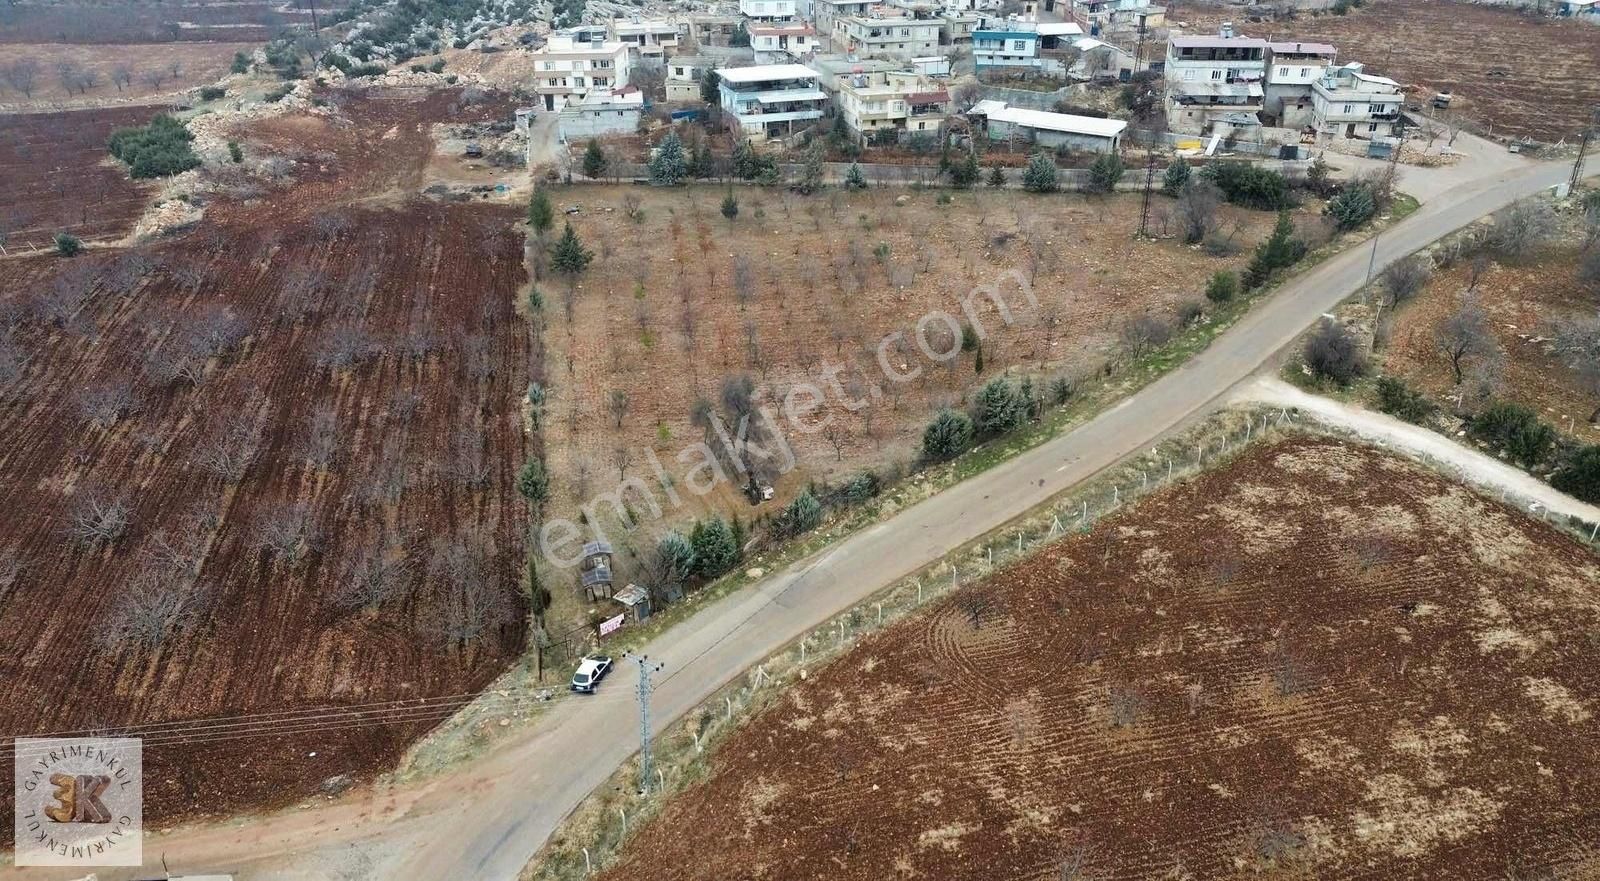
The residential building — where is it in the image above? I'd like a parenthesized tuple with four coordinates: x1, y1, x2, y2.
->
(973, 20, 1042, 70)
(837, 14, 942, 59)
(751, 22, 819, 60)
(812, 0, 875, 41)
(1557, 0, 1599, 20)
(558, 85, 645, 142)
(809, 55, 902, 97)
(1263, 40, 1337, 128)
(530, 29, 633, 112)
(665, 54, 714, 101)
(938, 11, 982, 45)
(685, 14, 743, 47)
(717, 62, 829, 141)
(971, 99, 1126, 152)
(1162, 24, 1267, 135)
(1312, 61, 1403, 139)
(1069, 0, 1165, 32)
(834, 69, 951, 141)
(740, 0, 798, 23)
(608, 18, 679, 59)
(911, 55, 951, 77)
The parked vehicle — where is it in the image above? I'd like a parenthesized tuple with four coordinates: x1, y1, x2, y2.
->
(571, 655, 614, 693)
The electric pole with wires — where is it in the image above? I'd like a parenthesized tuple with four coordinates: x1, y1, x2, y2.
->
(1136, 152, 1157, 239)
(627, 652, 664, 793)
(1571, 106, 1597, 193)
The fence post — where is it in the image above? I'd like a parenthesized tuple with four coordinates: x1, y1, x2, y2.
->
(584, 847, 592, 874)
(1590, 522, 1599, 543)
(619, 807, 627, 836)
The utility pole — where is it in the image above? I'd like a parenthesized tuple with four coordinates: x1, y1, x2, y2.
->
(627, 652, 664, 793)
(1571, 107, 1597, 193)
(1136, 152, 1157, 239)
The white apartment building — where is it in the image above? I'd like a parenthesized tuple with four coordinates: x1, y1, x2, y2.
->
(1263, 40, 1337, 128)
(1312, 62, 1403, 139)
(608, 18, 679, 59)
(717, 63, 829, 141)
(1163, 24, 1267, 135)
(751, 23, 818, 60)
(834, 69, 950, 141)
(530, 30, 633, 111)
(973, 20, 1041, 70)
(939, 11, 982, 44)
(837, 15, 942, 58)
(740, 0, 798, 23)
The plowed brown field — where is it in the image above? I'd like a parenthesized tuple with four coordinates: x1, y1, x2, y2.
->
(0, 89, 534, 834)
(0, 106, 158, 248)
(1173, 0, 1600, 142)
(599, 436, 1600, 880)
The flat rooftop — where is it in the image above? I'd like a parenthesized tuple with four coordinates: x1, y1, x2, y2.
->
(974, 101, 1129, 138)
(717, 63, 819, 83)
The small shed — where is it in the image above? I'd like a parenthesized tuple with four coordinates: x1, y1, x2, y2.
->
(613, 583, 652, 623)
(578, 540, 615, 601)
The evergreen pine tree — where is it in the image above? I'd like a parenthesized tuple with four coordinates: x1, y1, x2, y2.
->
(649, 131, 687, 185)
(844, 162, 867, 190)
(582, 139, 607, 179)
(721, 189, 739, 223)
(1022, 152, 1059, 193)
(987, 163, 1006, 188)
(549, 222, 593, 276)
(527, 188, 554, 237)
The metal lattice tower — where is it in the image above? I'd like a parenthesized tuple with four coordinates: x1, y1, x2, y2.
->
(1137, 153, 1157, 239)
(1572, 107, 1597, 192)
(629, 653, 664, 792)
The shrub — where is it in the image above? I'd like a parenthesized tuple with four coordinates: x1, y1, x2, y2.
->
(1087, 153, 1124, 193)
(773, 489, 823, 538)
(839, 470, 881, 504)
(1325, 181, 1377, 230)
(1304, 319, 1367, 385)
(922, 409, 974, 461)
(1022, 152, 1058, 193)
(845, 162, 868, 190)
(721, 190, 739, 222)
(54, 233, 82, 257)
(231, 52, 250, 74)
(949, 152, 980, 189)
(1205, 270, 1238, 303)
(516, 457, 549, 505)
(1552, 445, 1600, 503)
(1473, 402, 1556, 466)
(107, 114, 201, 179)
(689, 517, 740, 579)
(1176, 300, 1206, 327)
(1202, 162, 1290, 210)
(1380, 255, 1432, 307)
(228, 141, 243, 163)
(971, 378, 1026, 436)
(1244, 212, 1304, 289)
(199, 86, 226, 101)
(1162, 158, 1190, 197)
(1375, 376, 1436, 424)
(986, 163, 1006, 188)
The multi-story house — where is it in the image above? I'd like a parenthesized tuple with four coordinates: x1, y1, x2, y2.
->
(812, 0, 874, 42)
(1263, 40, 1337, 128)
(740, 0, 798, 24)
(1069, 0, 1164, 32)
(530, 29, 633, 112)
(751, 23, 819, 61)
(665, 55, 713, 101)
(834, 69, 950, 141)
(1312, 62, 1403, 140)
(837, 15, 942, 58)
(684, 13, 743, 47)
(1162, 24, 1267, 135)
(973, 19, 1042, 70)
(938, 10, 982, 45)
(608, 18, 680, 59)
(717, 63, 829, 141)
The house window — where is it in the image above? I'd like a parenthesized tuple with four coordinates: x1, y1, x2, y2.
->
(574, 77, 585, 87)
(1012, 39, 1027, 51)
(1368, 122, 1377, 132)
(1277, 66, 1288, 76)
(1299, 67, 1309, 76)
(1211, 69, 1222, 80)
(1183, 69, 1195, 80)
(1343, 103, 1355, 114)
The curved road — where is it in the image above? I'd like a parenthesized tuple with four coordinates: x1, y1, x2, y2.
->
(18, 153, 1591, 881)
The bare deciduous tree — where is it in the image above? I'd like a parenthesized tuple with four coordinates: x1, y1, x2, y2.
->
(0, 546, 23, 604)
(332, 537, 413, 612)
(1120, 315, 1173, 358)
(1379, 255, 1432, 308)
(1490, 199, 1558, 261)
(1176, 179, 1222, 244)
(4, 58, 41, 98)
(315, 323, 376, 371)
(96, 573, 201, 652)
(430, 539, 508, 647)
(1434, 296, 1498, 385)
(732, 256, 756, 305)
(70, 492, 131, 546)
(445, 424, 490, 487)
(75, 380, 137, 427)
(607, 388, 631, 428)
(1554, 313, 1600, 423)
(192, 416, 262, 484)
(301, 404, 339, 469)
(253, 502, 318, 563)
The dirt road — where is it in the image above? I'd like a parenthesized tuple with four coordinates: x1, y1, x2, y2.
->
(11, 153, 1594, 881)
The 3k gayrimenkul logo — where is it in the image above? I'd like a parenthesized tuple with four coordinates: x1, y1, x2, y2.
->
(13, 737, 142, 866)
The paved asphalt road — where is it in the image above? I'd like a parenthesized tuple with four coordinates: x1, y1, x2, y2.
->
(375, 158, 1598, 881)
(15, 155, 1590, 881)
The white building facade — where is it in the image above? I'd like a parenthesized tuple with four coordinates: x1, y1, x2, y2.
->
(740, 0, 798, 23)
(837, 15, 942, 58)
(530, 31, 634, 112)
(1312, 62, 1403, 140)
(1263, 40, 1337, 128)
(717, 63, 829, 141)
(1163, 25, 1267, 135)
